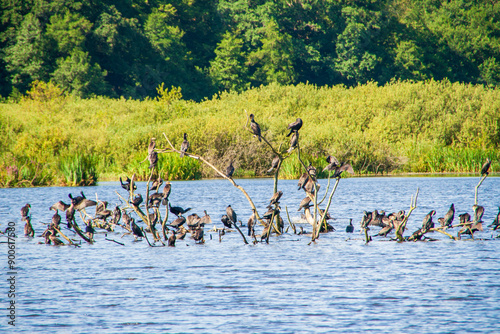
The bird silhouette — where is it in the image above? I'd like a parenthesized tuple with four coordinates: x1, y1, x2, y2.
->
(249, 114, 261, 142)
(286, 118, 303, 137)
(180, 133, 190, 157)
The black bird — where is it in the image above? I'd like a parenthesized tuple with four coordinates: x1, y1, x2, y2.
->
(169, 203, 191, 217)
(306, 163, 317, 178)
(95, 200, 108, 213)
(481, 158, 491, 176)
(186, 213, 201, 230)
(221, 214, 232, 229)
(130, 219, 144, 239)
(304, 178, 320, 194)
(50, 201, 70, 212)
(269, 191, 283, 205)
(24, 219, 34, 237)
(346, 219, 354, 233)
(330, 162, 354, 179)
(148, 138, 156, 155)
(66, 204, 75, 228)
(267, 156, 280, 173)
(168, 231, 176, 246)
(286, 118, 303, 136)
(438, 204, 455, 228)
(226, 205, 237, 225)
(51, 210, 61, 227)
(249, 114, 261, 142)
(191, 226, 204, 243)
(85, 221, 95, 240)
(297, 172, 309, 190)
(120, 176, 136, 192)
(68, 191, 86, 206)
(111, 206, 121, 225)
(298, 196, 312, 211)
(287, 131, 299, 153)
(180, 133, 190, 157)
(472, 204, 485, 223)
(20, 203, 31, 221)
(150, 177, 163, 192)
(45, 229, 64, 246)
(247, 213, 256, 236)
(200, 210, 212, 226)
(459, 212, 471, 225)
(148, 151, 158, 169)
(323, 155, 340, 172)
(422, 210, 436, 232)
(74, 198, 97, 211)
(489, 206, 500, 230)
(149, 192, 164, 207)
(131, 194, 143, 207)
(95, 205, 112, 221)
(226, 160, 235, 178)
(170, 216, 187, 228)
(161, 181, 172, 206)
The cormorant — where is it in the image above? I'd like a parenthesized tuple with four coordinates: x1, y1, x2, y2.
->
(221, 214, 232, 229)
(131, 194, 143, 207)
(180, 133, 190, 157)
(161, 182, 172, 206)
(439, 204, 455, 228)
(150, 177, 163, 192)
(286, 118, 303, 137)
(50, 201, 70, 212)
(111, 206, 121, 225)
(287, 131, 298, 153)
(226, 160, 235, 178)
(130, 219, 144, 239)
(297, 172, 309, 190)
(24, 217, 34, 237)
(68, 191, 86, 206)
(249, 114, 261, 142)
(148, 138, 156, 155)
(346, 219, 354, 233)
(168, 231, 176, 247)
(422, 210, 436, 232)
(170, 216, 186, 228)
(269, 191, 283, 205)
(298, 196, 312, 211)
(481, 158, 492, 176)
(120, 176, 136, 192)
(169, 203, 191, 217)
(20, 203, 31, 221)
(148, 151, 158, 169)
(226, 205, 237, 225)
(267, 156, 280, 173)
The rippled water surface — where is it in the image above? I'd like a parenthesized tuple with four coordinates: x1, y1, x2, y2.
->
(2, 176, 500, 333)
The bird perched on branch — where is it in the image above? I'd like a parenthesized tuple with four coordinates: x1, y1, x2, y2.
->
(200, 210, 212, 226)
(298, 196, 312, 211)
(169, 203, 191, 217)
(323, 155, 354, 178)
(180, 133, 190, 157)
(226, 160, 235, 178)
(481, 158, 491, 176)
(323, 155, 340, 172)
(422, 210, 436, 232)
(45, 229, 64, 246)
(50, 201, 70, 212)
(148, 151, 158, 169)
(287, 131, 298, 153)
(150, 177, 163, 192)
(221, 214, 232, 229)
(111, 206, 121, 225)
(286, 118, 303, 137)
(130, 219, 144, 239)
(51, 210, 61, 228)
(149, 192, 164, 207)
(68, 191, 86, 206)
(120, 176, 136, 192)
(297, 172, 309, 190)
(85, 221, 95, 240)
(74, 198, 97, 211)
(148, 138, 156, 155)
(162, 182, 171, 206)
(24, 217, 34, 237)
(249, 114, 261, 142)
(267, 156, 280, 173)
(168, 230, 176, 247)
(20, 203, 31, 222)
(438, 204, 455, 228)
(226, 205, 237, 225)
(170, 216, 186, 228)
(269, 191, 283, 205)
(131, 194, 143, 207)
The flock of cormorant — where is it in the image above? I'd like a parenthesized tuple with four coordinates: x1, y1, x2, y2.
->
(10, 115, 500, 246)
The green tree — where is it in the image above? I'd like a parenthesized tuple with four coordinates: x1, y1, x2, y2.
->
(209, 30, 249, 92)
(51, 50, 109, 97)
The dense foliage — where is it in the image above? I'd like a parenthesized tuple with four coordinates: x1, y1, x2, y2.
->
(0, 80, 498, 187)
(1, 1, 500, 100)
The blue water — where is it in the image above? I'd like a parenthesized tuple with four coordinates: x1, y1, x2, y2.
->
(1, 176, 500, 333)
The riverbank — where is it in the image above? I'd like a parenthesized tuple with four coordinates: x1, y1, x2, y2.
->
(1, 80, 498, 187)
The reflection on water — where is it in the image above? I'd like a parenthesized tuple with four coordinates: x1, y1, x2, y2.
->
(1, 176, 500, 333)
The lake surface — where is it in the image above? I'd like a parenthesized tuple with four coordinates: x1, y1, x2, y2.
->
(1, 176, 500, 333)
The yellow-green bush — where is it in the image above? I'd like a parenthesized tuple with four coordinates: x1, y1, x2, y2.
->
(0, 80, 498, 187)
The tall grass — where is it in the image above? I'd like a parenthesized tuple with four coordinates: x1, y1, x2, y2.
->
(0, 79, 498, 187)
(59, 154, 98, 186)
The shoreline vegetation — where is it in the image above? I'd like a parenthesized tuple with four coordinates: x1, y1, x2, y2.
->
(1, 80, 498, 188)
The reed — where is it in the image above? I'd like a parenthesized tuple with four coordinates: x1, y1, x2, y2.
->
(59, 154, 98, 186)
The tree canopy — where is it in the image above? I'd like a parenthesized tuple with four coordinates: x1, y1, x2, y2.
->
(1, 0, 500, 100)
